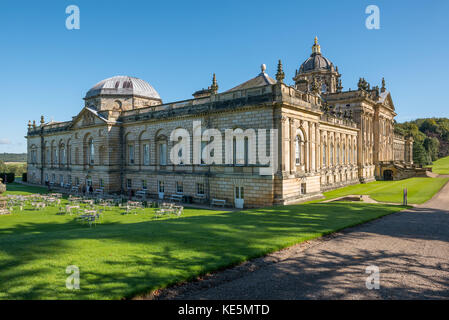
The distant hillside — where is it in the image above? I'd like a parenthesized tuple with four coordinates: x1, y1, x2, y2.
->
(0, 153, 27, 162)
(395, 118, 449, 165)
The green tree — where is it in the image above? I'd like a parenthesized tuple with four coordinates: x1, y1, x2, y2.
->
(419, 118, 439, 134)
(423, 137, 440, 161)
(413, 141, 430, 165)
(0, 160, 6, 173)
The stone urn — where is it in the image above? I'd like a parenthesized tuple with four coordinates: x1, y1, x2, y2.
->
(0, 178, 9, 215)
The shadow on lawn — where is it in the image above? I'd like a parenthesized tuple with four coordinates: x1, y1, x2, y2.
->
(0, 203, 407, 299)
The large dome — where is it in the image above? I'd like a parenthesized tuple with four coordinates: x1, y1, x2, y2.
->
(298, 37, 335, 73)
(85, 75, 161, 100)
(299, 53, 334, 73)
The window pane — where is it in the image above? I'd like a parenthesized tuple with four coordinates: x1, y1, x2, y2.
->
(144, 144, 150, 165)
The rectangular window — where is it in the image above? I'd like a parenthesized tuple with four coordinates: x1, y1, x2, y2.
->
(233, 139, 245, 166)
(159, 143, 167, 165)
(301, 183, 306, 195)
(196, 183, 205, 195)
(52, 174, 55, 182)
(200, 141, 207, 164)
(142, 180, 147, 190)
(100, 179, 104, 188)
(129, 144, 134, 164)
(158, 180, 164, 193)
(68, 176, 72, 185)
(127, 179, 132, 189)
(323, 145, 326, 166)
(143, 144, 150, 165)
(59, 175, 64, 185)
(75, 177, 79, 186)
(235, 186, 244, 199)
(176, 181, 183, 194)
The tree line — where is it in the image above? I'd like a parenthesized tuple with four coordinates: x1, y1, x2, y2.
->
(0, 153, 27, 162)
(395, 118, 449, 165)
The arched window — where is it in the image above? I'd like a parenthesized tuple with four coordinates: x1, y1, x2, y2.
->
(128, 144, 135, 164)
(60, 145, 65, 165)
(322, 143, 326, 166)
(67, 143, 71, 166)
(52, 145, 58, 165)
(89, 138, 94, 165)
(295, 137, 301, 165)
(296, 131, 306, 168)
(159, 141, 167, 165)
(244, 137, 249, 165)
(75, 147, 79, 165)
(143, 144, 150, 165)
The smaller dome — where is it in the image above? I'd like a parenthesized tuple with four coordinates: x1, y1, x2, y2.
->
(85, 76, 161, 100)
(299, 53, 333, 73)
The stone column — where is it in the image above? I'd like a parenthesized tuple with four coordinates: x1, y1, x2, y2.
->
(289, 118, 295, 174)
(316, 126, 320, 172)
(311, 122, 316, 172)
(279, 115, 289, 173)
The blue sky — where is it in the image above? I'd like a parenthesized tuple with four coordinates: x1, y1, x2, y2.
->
(0, 0, 448, 153)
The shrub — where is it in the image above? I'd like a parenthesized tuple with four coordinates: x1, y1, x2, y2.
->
(0, 172, 15, 184)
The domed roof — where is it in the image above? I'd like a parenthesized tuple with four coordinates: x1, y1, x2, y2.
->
(85, 76, 161, 100)
(298, 37, 334, 73)
(299, 53, 333, 73)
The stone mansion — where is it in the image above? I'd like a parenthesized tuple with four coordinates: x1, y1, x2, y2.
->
(26, 38, 414, 207)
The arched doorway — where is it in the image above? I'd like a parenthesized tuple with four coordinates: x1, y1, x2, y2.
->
(383, 170, 393, 181)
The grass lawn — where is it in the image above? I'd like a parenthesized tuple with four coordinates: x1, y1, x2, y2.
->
(0, 183, 406, 299)
(322, 177, 448, 204)
(4, 182, 49, 195)
(428, 155, 449, 175)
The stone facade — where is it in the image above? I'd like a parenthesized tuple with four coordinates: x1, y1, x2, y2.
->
(26, 39, 414, 208)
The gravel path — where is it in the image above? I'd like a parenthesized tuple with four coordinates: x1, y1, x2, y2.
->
(151, 181, 449, 300)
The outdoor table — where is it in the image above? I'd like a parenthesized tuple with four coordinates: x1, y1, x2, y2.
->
(66, 205, 80, 215)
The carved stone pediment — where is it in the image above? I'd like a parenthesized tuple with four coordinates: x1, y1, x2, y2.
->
(82, 112, 96, 126)
(70, 108, 107, 129)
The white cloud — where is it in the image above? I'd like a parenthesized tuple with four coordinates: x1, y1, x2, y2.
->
(0, 139, 11, 145)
